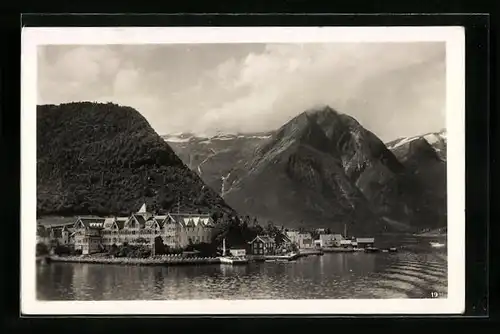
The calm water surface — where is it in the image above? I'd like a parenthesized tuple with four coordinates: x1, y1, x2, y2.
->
(37, 236, 447, 300)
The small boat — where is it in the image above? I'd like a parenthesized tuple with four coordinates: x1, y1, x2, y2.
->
(265, 259, 292, 263)
(382, 249, 389, 253)
(389, 247, 398, 252)
(220, 256, 249, 265)
(430, 242, 446, 248)
(364, 247, 380, 253)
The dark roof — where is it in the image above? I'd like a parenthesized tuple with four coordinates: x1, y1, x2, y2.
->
(115, 220, 126, 230)
(154, 218, 165, 228)
(130, 214, 146, 227)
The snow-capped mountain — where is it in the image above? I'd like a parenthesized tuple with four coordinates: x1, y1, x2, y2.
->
(162, 132, 274, 196)
(162, 132, 273, 144)
(386, 129, 447, 161)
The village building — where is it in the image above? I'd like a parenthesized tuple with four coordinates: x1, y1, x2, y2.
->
(340, 239, 353, 248)
(248, 235, 276, 255)
(317, 234, 344, 248)
(229, 248, 246, 257)
(39, 204, 219, 254)
(315, 228, 327, 235)
(73, 217, 106, 255)
(286, 231, 314, 249)
(37, 203, 220, 255)
(166, 213, 216, 248)
(285, 230, 299, 243)
(356, 238, 375, 249)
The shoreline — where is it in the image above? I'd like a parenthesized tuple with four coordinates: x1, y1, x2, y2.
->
(46, 251, 324, 266)
(49, 255, 221, 266)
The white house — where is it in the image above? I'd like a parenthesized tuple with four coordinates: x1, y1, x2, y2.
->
(340, 239, 352, 247)
(73, 217, 106, 254)
(356, 238, 375, 248)
(229, 248, 246, 257)
(318, 234, 344, 247)
(166, 213, 216, 248)
(286, 231, 314, 249)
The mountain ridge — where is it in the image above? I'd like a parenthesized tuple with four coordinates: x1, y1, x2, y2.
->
(163, 107, 447, 232)
(37, 102, 235, 218)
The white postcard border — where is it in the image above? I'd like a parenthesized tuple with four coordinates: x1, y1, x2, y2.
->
(21, 26, 465, 315)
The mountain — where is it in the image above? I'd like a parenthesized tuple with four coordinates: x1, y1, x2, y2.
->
(164, 132, 274, 196)
(386, 130, 447, 228)
(37, 102, 235, 217)
(219, 106, 418, 234)
(387, 129, 447, 161)
(164, 108, 447, 233)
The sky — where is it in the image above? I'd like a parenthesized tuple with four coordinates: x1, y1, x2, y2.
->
(37, 42, 446, 142)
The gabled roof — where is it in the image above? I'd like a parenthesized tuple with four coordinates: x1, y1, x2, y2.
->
(280, 234, 292, 243)
(154, 215, 168, 227)
(145, 217, 163, 229)
(114, 220, 126, 230)
(249, 235, 276, 244)
(103, 218, 115, 229)
(128, 214, 146, 228)
(167, 213, 214, 227)
(75, 217, 105, 229)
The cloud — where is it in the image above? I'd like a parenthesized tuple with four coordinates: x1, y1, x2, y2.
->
(37, 42, 445, 141)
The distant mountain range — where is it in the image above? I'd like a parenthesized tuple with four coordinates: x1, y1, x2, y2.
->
(164, 107, 447, 234)
(36, 101, 446, 236)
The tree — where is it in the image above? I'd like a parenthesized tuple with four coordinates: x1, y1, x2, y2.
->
(135, 237, 148, 244)
(54, 244, 71, 256)
(109, 243, 119, 256)
(36, 242, 49, 256)
(154, 236, 165, 255)
(267, 221, 275, 235)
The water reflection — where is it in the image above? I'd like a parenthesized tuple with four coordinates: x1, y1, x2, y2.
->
(37, 239, 448, 300)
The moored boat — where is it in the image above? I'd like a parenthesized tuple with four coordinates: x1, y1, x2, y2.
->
(364, 247, 380, 253)
(219, 256, 249, 265)
(264, 252, 299, 261)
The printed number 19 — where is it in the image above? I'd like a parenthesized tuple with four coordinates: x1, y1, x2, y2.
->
(431, 292, 439, 298)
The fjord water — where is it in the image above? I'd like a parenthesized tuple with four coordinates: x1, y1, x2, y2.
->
(36, 236, 447, 300)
